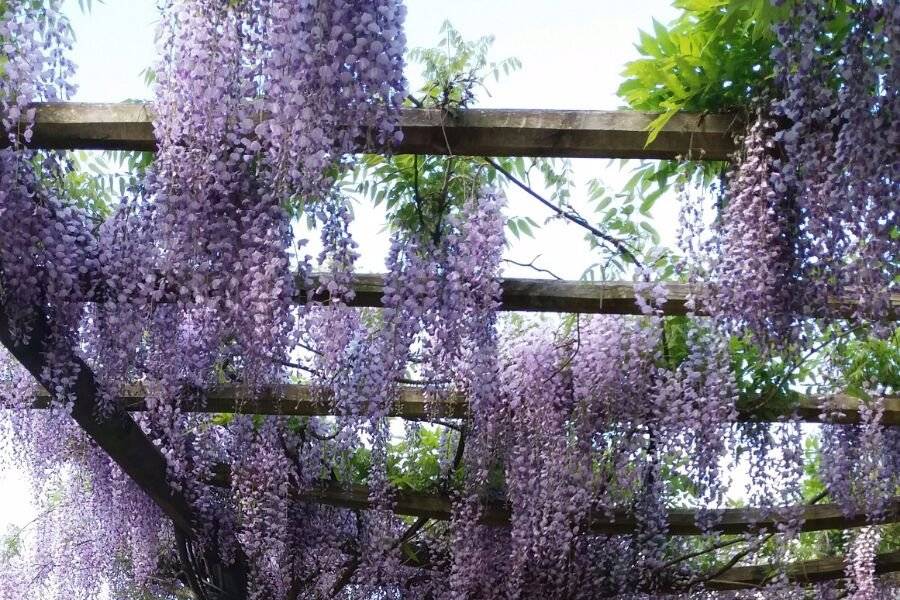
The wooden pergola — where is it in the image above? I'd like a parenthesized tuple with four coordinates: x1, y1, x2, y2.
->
(3, 102, 899, 594)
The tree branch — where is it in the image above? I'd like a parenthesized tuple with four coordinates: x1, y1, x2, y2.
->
(482, 156, 644, 269)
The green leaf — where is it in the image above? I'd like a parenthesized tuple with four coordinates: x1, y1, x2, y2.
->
(639, 221, 661, 244)
(639, 188, 664, 215)
(517, 219, 533, 238)
(645, 108, 679, 146)
(594, 196, 612, 212)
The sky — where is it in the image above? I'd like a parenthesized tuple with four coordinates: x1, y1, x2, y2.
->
(1, 0, 684, 547)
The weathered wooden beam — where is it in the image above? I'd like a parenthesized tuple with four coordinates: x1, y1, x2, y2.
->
(296, 483, 899, 537)
(85, 273, 702, 316)
(31, 384, 900, 426)
(79, 272, 897, 319)
(303, 275, 699, 316)
(201, 463, 900, 538)
(0, 305, 196, 532)
(708, 549, 900, 591)
(398, 543, 900, 592)
(299, 274, 900, 319)
(14, 102, 739, 160)
(792, 395, 900, 426)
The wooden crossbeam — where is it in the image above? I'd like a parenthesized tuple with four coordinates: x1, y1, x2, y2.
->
(297, 483, 899, 537)
(87, 274, 704, 316)
(306, 275, 699, 316)
(0, 305, 196, 532)
(12, 102, 739, 160)
(397, 543, 900, 592)
(299, 274, 899, 319)
(709, 549, 900, 591)
(79, 273, 899, 319)
(31, 384, 900, 426)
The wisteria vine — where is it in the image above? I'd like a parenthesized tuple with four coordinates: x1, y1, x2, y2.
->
(0, 1, 897, 599)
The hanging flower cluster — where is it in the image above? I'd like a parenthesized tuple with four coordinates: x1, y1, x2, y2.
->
(97, 1, 409, 594)
(821, 395, 897, 521)
(444, 315, 742, 597)
(95, 0, 408, 395)
(257, 0, 407, 199)
(698, 7, 898, 592)
(708, 1, 898, 349)
(1, 0, 408, 597)
(707, 116, 800, 349)
(0, 0, 89, 339)
(846, 527, 883, 600)
(0, 3, 169, 596)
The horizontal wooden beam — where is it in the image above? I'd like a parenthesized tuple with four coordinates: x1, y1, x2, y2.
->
(392, 537, 899, 592)
(87, 273, 702, 316)
(32, 385, 899, 426)
(81, 273, 897, 319)
(301, 274, 900, 319)
(711, 549, 900, 591)
(398, 543, 900, 592)
(298, 483, 898, 537)
(13, 102, 739, 160)
(306, 275, 700, 316)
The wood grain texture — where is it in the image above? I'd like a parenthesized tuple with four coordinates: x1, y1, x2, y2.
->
(33, 385, 899, 426)
(299, 274, 898, 318)
(15, 102, 739, 159)
(396, 545, 900, 591)
(81, 272, 895, 318)
(708, 550, 900, 590)
(296, 482, 900, 537)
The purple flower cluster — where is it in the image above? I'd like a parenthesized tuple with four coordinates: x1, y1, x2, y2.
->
(707, 116, 802, 349)
(772, 2, 898, 324)
(257, 0, 407, 199)
(1, 1, 408, 597)
(0, 352, 168, 598)
(89, 3, 407, 590)
(0, 0, 87, 340)
(232, 417, 297, 600)
(0, 0, 75, 146)
(821, 395, 896, 521)
(845, 527, 882, 600)
(708, 2, 898, 349)
(443, 313, 745, 597)
(0, 5, 169, 595)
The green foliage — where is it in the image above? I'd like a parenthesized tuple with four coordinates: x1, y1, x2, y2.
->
(347, 22, 574, 247)
(579, 153, 730, 281)
(662, 316, 691, 368)
(728, 333, 802, 419)
(65, 151, 147, 216)
(618, 0, 789, 143)
(408, 21, 521, 113)
(139, 66, 156, 88)
(579, 172, 664, 279)
(619, 1, 864, 144)
(826, 327, 900, 398)
(50, 150, 154, 229)
(388, 426, 459, 492)
(1, 524, 23, 562)
(76, 0, 102, 14)
(345, 445, 374, 484)
(800, 436, 826, 501)
(318, 426, 460, 493)
(725, 322, 899, 422)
